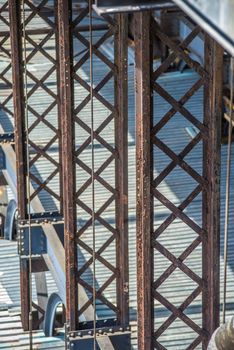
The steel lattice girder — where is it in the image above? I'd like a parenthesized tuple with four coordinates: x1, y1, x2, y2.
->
(57, 0, 130, 342)
(6, 0, 130, 345)
(135, 11, 223, 350)
(3, 1, 226, 349)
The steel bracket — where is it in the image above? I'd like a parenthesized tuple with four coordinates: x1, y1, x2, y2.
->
(18, 224, 47, 256)
(68, 331, 131, 350)
(18, 211, 64, 225)
(17, 212, 64, 255)
(66, 319, 131, 350)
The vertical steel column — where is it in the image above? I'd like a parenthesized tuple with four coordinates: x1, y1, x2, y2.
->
(114, 13, 129, 327)
(203, 35, 223, 346)
(8, 0, 29, 331)
(134, 11, 153, 350)
(8, 0, 27, 219)
(57, 0, 78, 331)
(54, 0, 63, 215)
(20, 259, 30, 330)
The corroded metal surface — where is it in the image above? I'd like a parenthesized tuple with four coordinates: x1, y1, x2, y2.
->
(0, 1, 231, 349)
(134, 11, 153, 350)
(57, 0, 78, 331)
(135, 12, 223, 349)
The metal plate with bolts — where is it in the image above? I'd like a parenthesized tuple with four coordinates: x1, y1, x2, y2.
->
(18, 211, 64, 225)
(68, 332, 131, 350)
(18, 212, 65, 255)
(18, 224, 47, 256)
(0, 133, 14, 144)
(18, 219, 65, 256)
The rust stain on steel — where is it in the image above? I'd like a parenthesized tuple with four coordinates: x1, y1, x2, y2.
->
(203, 35, 223, 346)
(57, 0, 78, 331)
(8, 0, 29, 331)
(134, 11, 153, 350)
(8, 0, 27, 219)
(150, 15, 223, 349)
(19, 259, 30, 331)
(114, 12, 129, 327)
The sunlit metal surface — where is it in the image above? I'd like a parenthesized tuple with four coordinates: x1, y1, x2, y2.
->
(94, 0, 175, 14)
(173, 0, 234, 55)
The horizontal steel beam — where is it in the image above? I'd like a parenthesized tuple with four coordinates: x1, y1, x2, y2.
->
(94, 1, 175, 14)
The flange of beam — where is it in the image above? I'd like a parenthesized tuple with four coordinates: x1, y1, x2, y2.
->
(114, 13, 129, 328)
(203, 35, 223, 345)
(57, 0, 78, 332)
(8, 0, 29, 330)
(134, 11, 153, 350)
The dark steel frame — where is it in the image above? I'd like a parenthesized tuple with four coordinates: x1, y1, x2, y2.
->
(2, 0, 225, 348)
(134, 11, 223, 350)
(57, 0, 129, 336)
(8, 0, 63, 331)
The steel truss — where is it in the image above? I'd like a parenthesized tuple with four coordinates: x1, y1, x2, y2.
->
(135, 11, 223, 350)
(0, 1, 225, 349)
(6, 0, 130, 345)
(8, 0, 62, 330)
(58, 0, 129, 343)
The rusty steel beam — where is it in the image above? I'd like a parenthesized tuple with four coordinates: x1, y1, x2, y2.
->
(8, 0, 29, 331)
(203, 35, 223, 346)
(134, 11, 153, 350)
(8, 0, 27, 219)
(57, 0, 78, 331)
(54, 0, 63, 215)
(114, 13, 129, 327)
(19, 259, 30, 331)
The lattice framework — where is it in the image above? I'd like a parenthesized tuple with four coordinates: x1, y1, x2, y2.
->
(151, 17, 219, 349)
